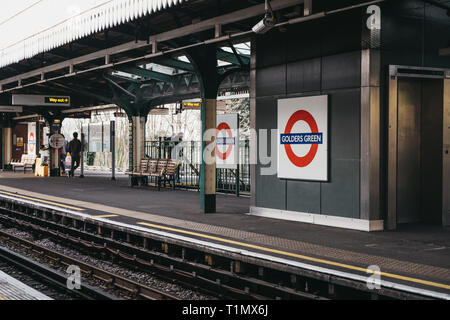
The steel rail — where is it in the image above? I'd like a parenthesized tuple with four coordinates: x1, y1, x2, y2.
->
(0, 195, 440, 300)
(0, 244, 116, 300)
(0, 211, 326, 300)
(0, 230, 181, 300)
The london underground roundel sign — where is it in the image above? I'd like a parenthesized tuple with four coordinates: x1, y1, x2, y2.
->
(28, 132, 36, 153)
(278, 95, 328, 181)
(216, 122, 233, 160)
(216, 113, 239, 169)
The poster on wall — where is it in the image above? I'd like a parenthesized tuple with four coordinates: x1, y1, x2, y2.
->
(16, 137, 24, 147)
(277, 95, 328, 181)
(88, 123, 103, 152)
(216, 113, 239, 169)
(28, 123, 36, 155)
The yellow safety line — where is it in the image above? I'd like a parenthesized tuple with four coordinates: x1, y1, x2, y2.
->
(0, 191, 85, 211)
(89, 214, 119, 219)
(137, 222, 450, 291)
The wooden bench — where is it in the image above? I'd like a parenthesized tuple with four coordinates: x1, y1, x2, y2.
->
(163, 159, 180, 189)
(149, 159, 168, 190)
(126, 159, 148, 186)
(126, 158, 179, 190)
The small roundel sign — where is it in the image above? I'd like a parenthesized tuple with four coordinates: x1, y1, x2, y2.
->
(278, 95, 328, 181)
(216, 113, 239, 169)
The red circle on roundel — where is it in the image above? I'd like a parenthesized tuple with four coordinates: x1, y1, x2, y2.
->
(216, 122, 233, 160)
(29, 132, 35, 153)
(284, 110, 319, 168)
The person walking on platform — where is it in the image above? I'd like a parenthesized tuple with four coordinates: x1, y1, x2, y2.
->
(67, 132, 82, 177)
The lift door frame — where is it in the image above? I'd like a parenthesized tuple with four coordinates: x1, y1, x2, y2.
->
(387, 65, 450, 230)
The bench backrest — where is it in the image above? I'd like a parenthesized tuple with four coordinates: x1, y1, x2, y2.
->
(10, 154, 36, 165)
(165, 160, 179, 175)
(147, 159, 158, 174)
(157, 159, 168, 173)
(139, 159, 148, 172)
(23, 154, 36, 164)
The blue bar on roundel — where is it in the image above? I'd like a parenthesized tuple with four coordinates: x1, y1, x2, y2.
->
(280, 133, 323, 145)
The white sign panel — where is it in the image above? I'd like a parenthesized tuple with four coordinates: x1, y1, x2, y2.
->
(27, 123, 36, 155)
(216, 113, 239, 169)
(277, 95, 328, 181)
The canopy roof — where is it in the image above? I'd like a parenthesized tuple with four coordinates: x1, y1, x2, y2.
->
(0, 0, 187, 69)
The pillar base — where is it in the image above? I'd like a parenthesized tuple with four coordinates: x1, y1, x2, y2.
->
(203, 194, 216, 214)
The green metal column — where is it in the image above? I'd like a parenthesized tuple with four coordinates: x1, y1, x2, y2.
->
(186, 46, 219, 213)
(1, 128, 4, 170)
(3, 127, 12, 169)
(202, 98, 217, 212)
(128, 116, 134, 186)
(48, 119, 60, 177)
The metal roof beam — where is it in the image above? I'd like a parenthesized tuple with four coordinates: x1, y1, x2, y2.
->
(217, 49, 250, 65)
(104, 75, 136, 99)
(115, 66, 174, 83)
(152, 58, 195, 72)
(108, 73, 142, 84)
(0, 0, 301, 88)
(150, 0, 302, 43)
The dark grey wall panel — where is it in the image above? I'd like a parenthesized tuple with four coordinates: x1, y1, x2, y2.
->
(321, 159, 360, 218)
(321, 10, 363, 57)
(255, 31, 287, 69)
(254, 97, 284, 210)
(287, 58, 321, 94)
(286, 20, 322, 63)
(322, 51, 361, 90)
(381, 0, 450, 68)
(286, 180, 321, 213)
(256, 64, 286, 98)
(255, 172, 286, 210)
(328, 89, 361, 160)
(255, 97, 278, 130)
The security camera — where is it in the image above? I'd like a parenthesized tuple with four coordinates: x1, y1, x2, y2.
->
(252, 13, 275, 34)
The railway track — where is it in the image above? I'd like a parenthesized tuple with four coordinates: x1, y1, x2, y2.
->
(0, 231, 180, 300)
(0, 244, 117, 300)
(0, 196, 437, 300)
(0, 209, 325, 300)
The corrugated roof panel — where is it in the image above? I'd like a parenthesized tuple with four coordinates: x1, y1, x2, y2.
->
(0, 0, 187, 69)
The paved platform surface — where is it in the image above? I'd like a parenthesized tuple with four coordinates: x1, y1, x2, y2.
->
(0, 172, 449, 297)
(0, 271, 51, 300)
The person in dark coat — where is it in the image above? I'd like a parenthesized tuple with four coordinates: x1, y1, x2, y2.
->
(67, 132, 82, 177)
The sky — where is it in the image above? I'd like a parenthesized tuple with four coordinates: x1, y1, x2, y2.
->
(0, 0, 108, 50)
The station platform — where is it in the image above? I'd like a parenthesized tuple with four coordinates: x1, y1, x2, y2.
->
(0, 270, 51, 300)
(0, 171, 449, 299)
